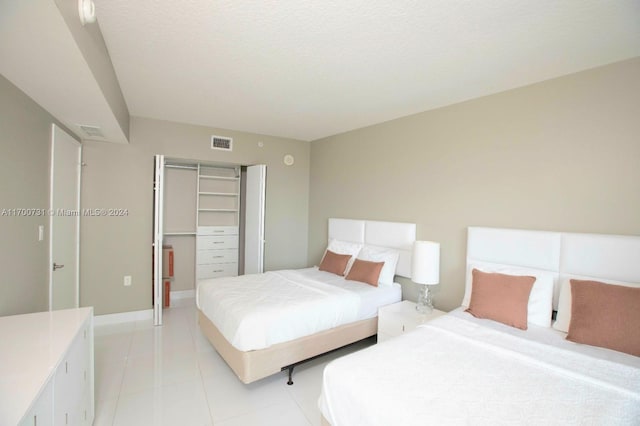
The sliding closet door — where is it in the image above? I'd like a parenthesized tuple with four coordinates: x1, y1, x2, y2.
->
(244, 165, 266, 274)
(152, 155, 164, 326)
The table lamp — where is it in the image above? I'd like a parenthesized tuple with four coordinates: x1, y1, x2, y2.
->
(412, 241, 440, 314)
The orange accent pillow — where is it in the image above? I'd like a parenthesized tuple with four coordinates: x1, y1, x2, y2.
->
(319, 250, 352, 276)
(465, 269, 536, 330)
(566, 279, 640, 357)
(345, 259, 385, 287)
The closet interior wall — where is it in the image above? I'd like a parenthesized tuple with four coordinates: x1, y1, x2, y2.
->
(163, 165, 198, 292)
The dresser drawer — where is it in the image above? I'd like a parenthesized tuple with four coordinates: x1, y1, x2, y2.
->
(197, 226, 238, 236)
(197, 249, 238, 265)
(197, 235, 238, 250)
(197, 263, 238, 279)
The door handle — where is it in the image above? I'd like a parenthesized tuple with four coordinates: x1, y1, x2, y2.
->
(53, 262, 65, 271)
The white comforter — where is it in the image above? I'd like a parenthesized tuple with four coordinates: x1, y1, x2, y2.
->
(319, 310, 640, 426)
(197, 269, 362, 351)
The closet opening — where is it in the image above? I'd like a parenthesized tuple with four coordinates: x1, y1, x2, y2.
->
(152, 155, 266, 325)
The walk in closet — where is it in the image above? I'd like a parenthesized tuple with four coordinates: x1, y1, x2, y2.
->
(152, 155, 266, 325)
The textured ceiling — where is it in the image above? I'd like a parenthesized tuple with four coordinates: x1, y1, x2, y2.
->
(94, 0, 640, 141)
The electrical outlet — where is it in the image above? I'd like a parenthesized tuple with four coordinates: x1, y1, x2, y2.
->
(124, 275, 132, 286)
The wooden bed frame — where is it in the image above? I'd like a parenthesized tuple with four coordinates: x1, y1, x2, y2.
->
(197, 218, 416, 384)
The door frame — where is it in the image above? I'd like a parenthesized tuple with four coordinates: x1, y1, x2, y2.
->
(153, 155, 165, 326)
(48, 124, 82, 310)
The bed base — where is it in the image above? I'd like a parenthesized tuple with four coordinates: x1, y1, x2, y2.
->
(197, 309, 378, 384)
(279, 333, 375, 385)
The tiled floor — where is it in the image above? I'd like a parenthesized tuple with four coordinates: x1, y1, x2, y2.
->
(93, 298, 374, 426)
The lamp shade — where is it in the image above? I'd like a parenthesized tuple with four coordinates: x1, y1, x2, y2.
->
(411, 241, 440, 285)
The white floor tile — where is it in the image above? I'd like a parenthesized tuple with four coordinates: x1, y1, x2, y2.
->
(94, 333, 133, 365)
(92, 297, 369, 426)
(95, 358, 126, 401)
(128, 326, 195, 357)
(113, 379, 212, 426)
(94, 321, 136, 337)
(120, 350, 200, 396)
(216, 398, 311, 426)
(202, 368, 292, 423)
(196, 349, 227, 377)
(93, 397, 117, 426)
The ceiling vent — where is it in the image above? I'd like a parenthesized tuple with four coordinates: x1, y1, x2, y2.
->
(78, 125, 104, 138)
(211, 135, 233, 151)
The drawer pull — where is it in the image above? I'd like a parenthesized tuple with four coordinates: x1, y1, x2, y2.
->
(213, 270, 223, 273)
(402, 325, 405, 332)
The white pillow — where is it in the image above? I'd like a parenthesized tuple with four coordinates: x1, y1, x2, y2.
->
(553, 276, 640, 333)
(357, 245, 400, 286)
(326, 239, 363, 273)
(462, 263, 555, 328)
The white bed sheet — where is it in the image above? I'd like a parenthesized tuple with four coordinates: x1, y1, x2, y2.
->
(197, 268, 400, 351)
(319, 309, 640, 426)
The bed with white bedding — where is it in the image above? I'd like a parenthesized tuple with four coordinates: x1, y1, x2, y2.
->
(319, 227, 640, 425)
(197, 218, 413, 384)
(197, 268, 401, 351)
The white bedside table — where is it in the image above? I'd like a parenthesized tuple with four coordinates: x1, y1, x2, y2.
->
(377, 300, 445, 343)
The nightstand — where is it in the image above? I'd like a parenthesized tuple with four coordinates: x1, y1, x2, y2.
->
(377, 300, 446, 343)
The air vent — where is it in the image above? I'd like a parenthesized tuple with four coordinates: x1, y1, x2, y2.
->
(78, 125, 104, 138)
(211, 135, 233, 151)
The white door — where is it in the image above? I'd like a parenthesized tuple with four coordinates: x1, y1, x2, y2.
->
(244, 165, 266, 274)
(152, 155, 165, 326)
(49, 124, 81, 310)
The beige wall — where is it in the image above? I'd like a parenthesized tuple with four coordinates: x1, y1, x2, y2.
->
(81, 117, 310, 314)
(0, 74, 78, 315)
(308, 58, 640, 312)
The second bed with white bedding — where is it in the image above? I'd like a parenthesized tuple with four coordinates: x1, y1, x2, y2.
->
(197, 267, 401, 351)
(319, 309, 640, 426)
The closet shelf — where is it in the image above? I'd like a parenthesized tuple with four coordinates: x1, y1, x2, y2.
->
(199, 175, 239, 181)
(164, 231, 197, 236)
(198, 208, 239, 212)
(198, 192, 239, 197)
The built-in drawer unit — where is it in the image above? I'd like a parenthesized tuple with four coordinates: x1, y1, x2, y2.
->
(196, 235, 238, 250)
(197, 263, 239, 279)
(197, 226, 238, 236)
(197, 249, 238, 265)
(196, 226, 239, 280)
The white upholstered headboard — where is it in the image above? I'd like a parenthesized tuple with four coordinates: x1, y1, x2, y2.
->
(328, 218, 416, 278)
(467, 227, 640, 309)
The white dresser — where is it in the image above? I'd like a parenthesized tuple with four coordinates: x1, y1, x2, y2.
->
(0, 307, 94, 426)
(196, 226, 239, 279)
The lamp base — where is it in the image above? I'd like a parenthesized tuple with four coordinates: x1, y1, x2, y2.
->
(416, 285, 434, 314)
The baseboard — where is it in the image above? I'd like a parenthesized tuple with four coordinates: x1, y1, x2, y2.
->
(94, 309, 153, 326)
(170, 289, 195, 300)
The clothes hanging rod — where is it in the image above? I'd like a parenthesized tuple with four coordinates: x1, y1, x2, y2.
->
(165, 164, 198, 170)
